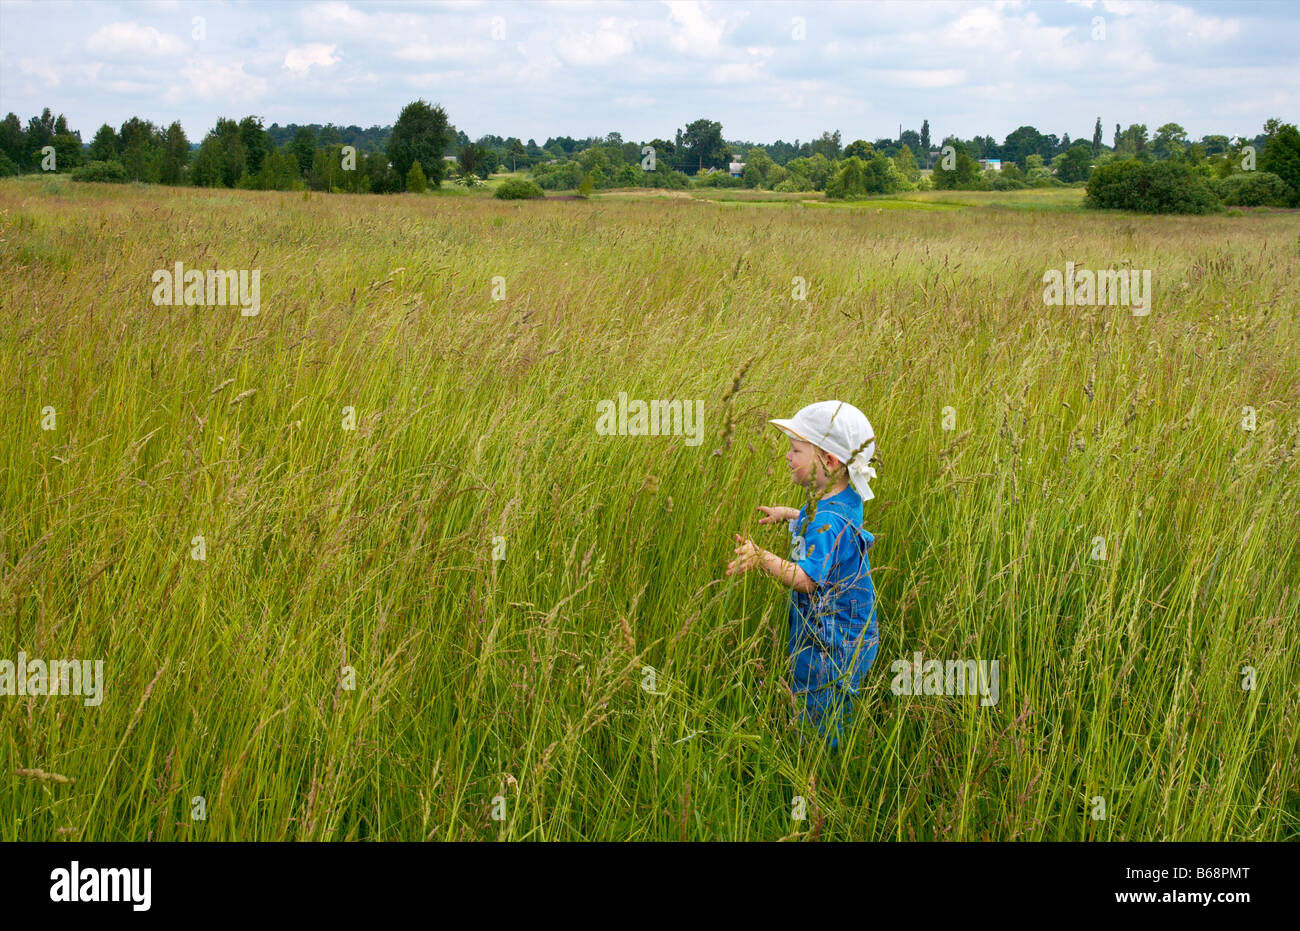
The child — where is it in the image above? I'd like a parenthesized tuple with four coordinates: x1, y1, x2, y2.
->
(726, 400, 879, 750)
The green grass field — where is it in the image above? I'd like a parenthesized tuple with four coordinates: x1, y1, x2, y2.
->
(2, 174, 1298, 840)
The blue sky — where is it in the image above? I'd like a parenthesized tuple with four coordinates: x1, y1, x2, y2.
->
(0, 0, 1295, 146)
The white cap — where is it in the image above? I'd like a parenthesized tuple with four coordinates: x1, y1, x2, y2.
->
(769, 400, 878, 500)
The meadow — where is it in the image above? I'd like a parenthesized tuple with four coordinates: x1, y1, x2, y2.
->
(1, 174, 1298, 840)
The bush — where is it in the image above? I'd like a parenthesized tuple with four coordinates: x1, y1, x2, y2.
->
(644, 168, 691, 190)
(1085, 159, 1220, 214)
(71, 160, 129, 183)
(773, 173, 813, 193)
(693, 170, 743, 188)
(0, 152, 20, 177)
(494, 178, 545, 200)
(1211, 171, 1292, 207)
(988, 173, 1027, 191)
(530, 160, 584, 191)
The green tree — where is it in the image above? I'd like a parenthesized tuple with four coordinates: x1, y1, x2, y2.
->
(48, 130, 84, 172)
(825, 156, 867, 199)
(843, 139, 874, 160)
(88, 124, 119, 163)
(809, 130, 842, 160)
(24, 108, 56, 166)
(1152, 123, 1188, 159)
(578, 171, 594, 198)
(1092, 117, 1103, 155)
(1003, 125, 1046, 170)
(895, 143, 919, 182)
(933, 142, 980, 189)
(160, 121, 190, 184)
(291, 127, 316, 175)
(455, 142, 485, 186)
(1056, 143, 1094, 183)
(680, 118, 726, 174)
(0, 112, 25, 168)
(920, 120, 930, 166)
(192, 118, 246, 187)
(1115, 123, 1149, 156)
(240, 116, 273, 175)
(1201, 135, 1231, 156)
(215, 118, 247, 187)
(118, 117, 159, 181)
(388, 100, 450, 187)
(507, 137, 526, 171)
(1259, 118, 1300, 207)
(785, 153, 833, 190)
(190, 138, 224, 187)
(743, 146, 774, 186)
(406, 159, 427, 193)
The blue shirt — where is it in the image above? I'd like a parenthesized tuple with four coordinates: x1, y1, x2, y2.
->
(787, 485, 879, 682)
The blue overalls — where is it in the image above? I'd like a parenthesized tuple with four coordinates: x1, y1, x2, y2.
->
(787, 485, 878, 750)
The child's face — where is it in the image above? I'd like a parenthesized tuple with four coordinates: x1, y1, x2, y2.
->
(785, 436, 837, 489)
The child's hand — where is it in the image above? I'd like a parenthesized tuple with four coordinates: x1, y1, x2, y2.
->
(726, 534, 764, 576)
(756, 506, 799, 525)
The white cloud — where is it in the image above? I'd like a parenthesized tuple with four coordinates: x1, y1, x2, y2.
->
(665, 0, 724, 56)
(406, 70, 469, 88)
(283, 44, 341, 75)
(85, 22, 185, 57)
(165, 58, 268, 104)
(886, 68, 967, 89)
(393, 39, 491, 62)
(555, 18, 636, 66)
(17, 58, 60, 87)
(710, 61, 763, 83)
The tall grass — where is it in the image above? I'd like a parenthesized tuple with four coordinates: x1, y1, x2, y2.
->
(1, 175, 1297, 840)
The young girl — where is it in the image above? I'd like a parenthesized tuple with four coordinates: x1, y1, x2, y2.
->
(726, 400, 879, 750)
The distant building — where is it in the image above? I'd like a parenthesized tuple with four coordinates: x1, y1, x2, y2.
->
(979, 158, 1002, 171)
(728, 154, 745, 177)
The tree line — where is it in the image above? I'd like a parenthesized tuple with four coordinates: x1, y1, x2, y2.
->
(2, 100, 1295, 210)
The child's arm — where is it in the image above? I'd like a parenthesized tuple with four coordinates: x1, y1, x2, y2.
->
(727, 535, 817, 593)
(756, 505, 800, 525)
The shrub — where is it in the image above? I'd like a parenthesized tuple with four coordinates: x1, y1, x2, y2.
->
(1212, 171, 1292, 207)
(71, 160, 129, 183)
(494, 178, 545, 200)
(1085, 159, 1220, 214)
(530, 160, 584, 190)
(988, 173, 1027, 191)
